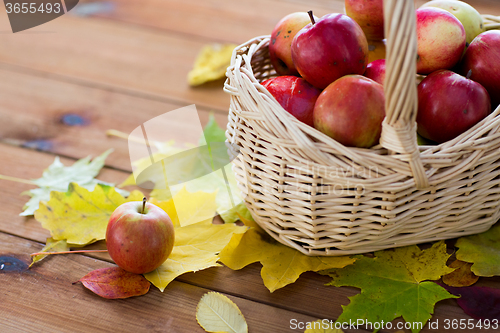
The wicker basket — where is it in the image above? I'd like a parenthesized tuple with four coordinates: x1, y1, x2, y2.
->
(224, 0, 500, 256)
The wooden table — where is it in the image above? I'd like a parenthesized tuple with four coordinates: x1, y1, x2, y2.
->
(1, 1, 499, 332)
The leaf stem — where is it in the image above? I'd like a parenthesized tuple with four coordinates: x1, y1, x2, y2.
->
(0, 174, 36, 185)
(30, 249, 108, 256)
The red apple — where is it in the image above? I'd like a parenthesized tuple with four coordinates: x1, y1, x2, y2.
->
(262, 76, 321, 127)
(269, 12, 318, 76)
(291, 12, 369, 89)
(460, 30, 500, 108)
(106, 199, 175, 274)
(417, 70, 491, 144)
(345, 0, 384, 40)
(364, 59, 385, 85)
(313, 75, 385, 148)
(416, 7, 466, 74)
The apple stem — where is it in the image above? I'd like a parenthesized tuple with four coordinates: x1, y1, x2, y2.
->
(142, 197, 146, 214)
(308, 10, 315, 25)
(30, 249, 108, 256)
(466, 69, 472, 80)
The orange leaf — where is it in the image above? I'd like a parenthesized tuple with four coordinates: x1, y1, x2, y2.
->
(442, 260, 479, 287)
(75, 267, 150, 299)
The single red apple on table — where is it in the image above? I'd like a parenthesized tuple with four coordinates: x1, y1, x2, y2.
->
(417, 70, 491, 144)
(106, 199, 175, 274)
(269, 12, 319, 76)
(313, 75, 385, 148)
(345, 0, 384, 41)
(291, 11, 369, 89)
(262, 76, 321, 127)
(416, 7, 466, 74)
(460, 30, 500, 108)
(364, 59, 385, 85)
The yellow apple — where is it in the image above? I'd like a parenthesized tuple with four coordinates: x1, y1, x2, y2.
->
(420, 0, 485, 45)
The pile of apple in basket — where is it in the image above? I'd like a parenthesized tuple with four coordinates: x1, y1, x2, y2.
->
(263, 0, 499, 148)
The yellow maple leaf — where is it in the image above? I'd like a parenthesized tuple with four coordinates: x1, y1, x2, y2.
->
(144, 219, 247, 291)
(34, 182, 247, 291)
(219, 216, 356, 292)
(150, 197, 180, 227)
(187, 43, 237, 86)
(150, 188, 218, 228)
(34, 183, 144, 245)
(196, 292, 248, 333)
(171, 187, 218, 227)
(29, 237, 70, 268)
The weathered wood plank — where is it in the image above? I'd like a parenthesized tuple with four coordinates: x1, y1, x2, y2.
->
(0, 69, 229, 171)
(0, 12, 229, 112)
(0, 231, 323, 333)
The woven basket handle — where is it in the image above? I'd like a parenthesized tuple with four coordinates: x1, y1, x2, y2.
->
(381, 0, 429, 189)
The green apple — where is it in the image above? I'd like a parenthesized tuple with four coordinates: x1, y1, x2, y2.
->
(420, 0, 485, 44)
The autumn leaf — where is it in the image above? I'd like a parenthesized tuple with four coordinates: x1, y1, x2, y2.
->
(21, 149, 128, 216)
(150, 197, 180, 227)
(188, 44, 237, 86)
(322, 242, 457, 333)
(219, 216, 355, 292)
(29, 237, 70, 268)
(35, 183, 144, 245)
(75, 267, 150, 299)
(442, 260, 479, 287)
(304, 320, 344, 333)
(196, 292, 248, 333)
(167, 187, 218, 227)
(144, 219, 247, 292)
(456, 223, 500, 277)
(438, 282, 500, 320)
(200, 114, 226, 145)
(146, 187, 248, 291)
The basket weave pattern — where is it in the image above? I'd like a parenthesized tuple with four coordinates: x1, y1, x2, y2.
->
(224, 0, 500, 256)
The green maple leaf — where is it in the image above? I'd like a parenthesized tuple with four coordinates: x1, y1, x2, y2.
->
(21, 149, 128, 216)
(322, 241, 457, 333)
(456, 223, 500, 277)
